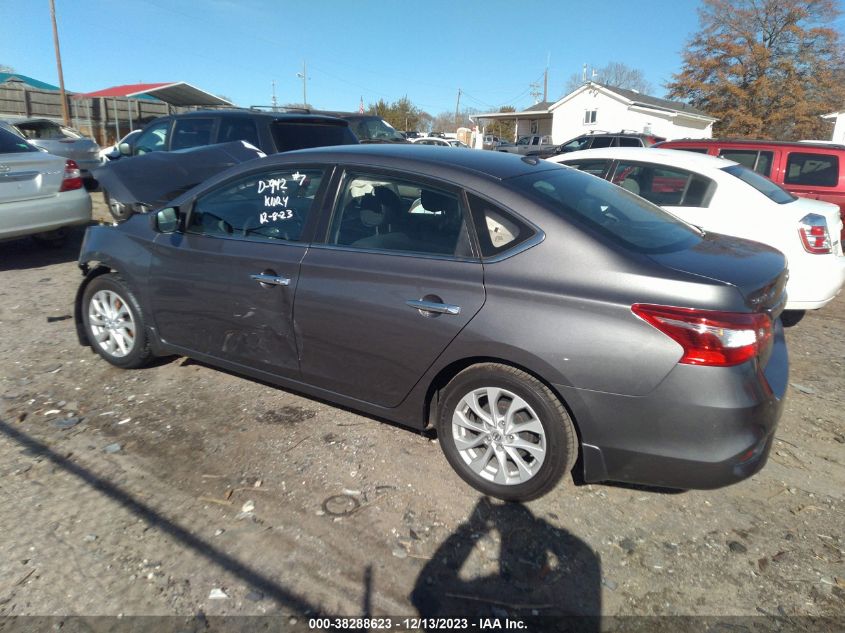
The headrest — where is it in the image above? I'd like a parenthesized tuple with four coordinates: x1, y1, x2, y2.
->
(421, 189, 456, 214)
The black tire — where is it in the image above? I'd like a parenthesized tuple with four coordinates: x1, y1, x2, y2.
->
(103, 190, 133, 222)
(82, 273, 153, 369)
(437, 363, 577, 502)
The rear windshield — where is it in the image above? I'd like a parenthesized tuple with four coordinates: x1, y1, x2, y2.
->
(508, 167, 702, 254)
(346, 117, 406, 142)
(0, 128, 38, 153)
(721, 164, 795, 204)
(271, 121, 357, 152)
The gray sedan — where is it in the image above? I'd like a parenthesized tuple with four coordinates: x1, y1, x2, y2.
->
(74, 145, 788, 501)
(12, 118, 103, 181)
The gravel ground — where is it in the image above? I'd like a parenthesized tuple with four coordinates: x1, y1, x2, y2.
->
(0, 199, 842, 630)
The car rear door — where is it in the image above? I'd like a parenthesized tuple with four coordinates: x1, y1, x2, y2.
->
(294, 169, 485, 408)
(148, 164, 331, 378)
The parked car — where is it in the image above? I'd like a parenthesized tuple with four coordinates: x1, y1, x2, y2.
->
(448, 139, 469, 149)
(75, 145, 788, 500)
(497, 134, 556, 155)
(0, 125, 91, 243)
(534, 131, 666, 159)
(655, 138, 845, 242)
(482, 135, 512, 150)
(120, 110, 357, 157)
(103, 110, 357, 221)
(411, 137, 451, 146)
(311, 112, 408, 143)
(552, 147, 845, 312)
(100, 129, 141, 162)
(11, 118, 103, 185)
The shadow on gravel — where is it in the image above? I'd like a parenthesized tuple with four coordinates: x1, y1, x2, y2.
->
(411, 497, 601, 631)
(0, 224, 93, 272)
(0, 418, 326, 619)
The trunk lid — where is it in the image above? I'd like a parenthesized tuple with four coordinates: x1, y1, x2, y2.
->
(648, 232, 788, 316)
(0, 152, 65, 203)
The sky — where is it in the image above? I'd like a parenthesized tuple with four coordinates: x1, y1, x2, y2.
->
(3, 0, 717, 116)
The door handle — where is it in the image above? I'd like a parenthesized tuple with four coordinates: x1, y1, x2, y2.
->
(406, 299, 461, 315)
(250, 273, 290, 286)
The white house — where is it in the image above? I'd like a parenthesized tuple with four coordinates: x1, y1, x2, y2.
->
(821, 111, 845, 144)
(474, 82, 716, 144)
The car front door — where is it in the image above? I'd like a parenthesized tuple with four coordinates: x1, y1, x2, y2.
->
(294, 170, 486, 408)
(148, 164, 330, 378)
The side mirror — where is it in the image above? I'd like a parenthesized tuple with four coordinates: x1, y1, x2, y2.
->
(119, 142, 132, 156)
(154, 207, 179, 233)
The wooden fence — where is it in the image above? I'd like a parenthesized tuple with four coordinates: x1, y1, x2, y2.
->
(0, 80, 178, 146)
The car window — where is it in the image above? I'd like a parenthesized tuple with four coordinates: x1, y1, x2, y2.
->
(466, 193, 535, 258)
(134, 120, 170, 154)
(618, 137, 642, 147)
(718, 149, 774, 177)
(610, 162, 713, 207)
(509, 168, 702, 254)
(171, 118, 215, 151)
(271, 121, 357, 152)
(589, 136, 614, 149)
(218, 117, 260, 147)
(328, 174, 472, 257)
(187, 167, 325, 242)
(0, 128, 38, 153)
(721, 164, 795, 204)
(560, 136, 590, 152)
(562, 159, 612, 178)
(516, 137, 531, 146)
(784, 152, 839, 187)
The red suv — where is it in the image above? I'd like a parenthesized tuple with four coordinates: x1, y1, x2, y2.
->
(655, 139, 845, 241)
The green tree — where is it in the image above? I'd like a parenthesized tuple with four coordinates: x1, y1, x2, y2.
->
(667, 0, 845, 139)
(367, 96, 426, 131)
(484, 106, 516, 141)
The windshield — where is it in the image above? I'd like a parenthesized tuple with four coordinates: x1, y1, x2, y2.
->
(348, 117, 406, 142)
(508, 167, 702, 254)
(721, 164, 795, 204)
(0, 128, 38, 153)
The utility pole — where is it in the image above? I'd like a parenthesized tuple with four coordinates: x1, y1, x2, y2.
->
(49, 0, 70, 125)
(296, 61, 308, 107)
(543, 52, 549, 102)
(454, 88, 462, 126)
(271, 80, 278, 111)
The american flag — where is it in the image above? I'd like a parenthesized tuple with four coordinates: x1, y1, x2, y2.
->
(359, 96, 364, 114)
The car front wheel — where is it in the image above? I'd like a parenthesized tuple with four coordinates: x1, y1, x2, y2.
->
(82, 274, 153, 368)
(437, 363, 577, 501)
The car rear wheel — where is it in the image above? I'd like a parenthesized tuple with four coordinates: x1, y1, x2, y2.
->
(437, 363, 577, 501)
(82, 274, 153, 368)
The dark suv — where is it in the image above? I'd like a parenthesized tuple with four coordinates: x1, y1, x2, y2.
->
(120, 109, 357, 157)
(529, 131, 666, 159)
(103, 110, 357, 220)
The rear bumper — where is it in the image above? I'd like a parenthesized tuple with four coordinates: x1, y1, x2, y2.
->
(559, 320, 788, 490)
(785, 253, 845, 310)
(0, 189, 92, 240)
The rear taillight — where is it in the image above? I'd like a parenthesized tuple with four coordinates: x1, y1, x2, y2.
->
(59, 159, 83, 192)
(798, 213, 832, 254)
(632, 304, 772, 367)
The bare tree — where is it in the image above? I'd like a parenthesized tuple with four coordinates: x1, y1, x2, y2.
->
(0, 64, 15, 73)
(563, 62, 653, 95)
